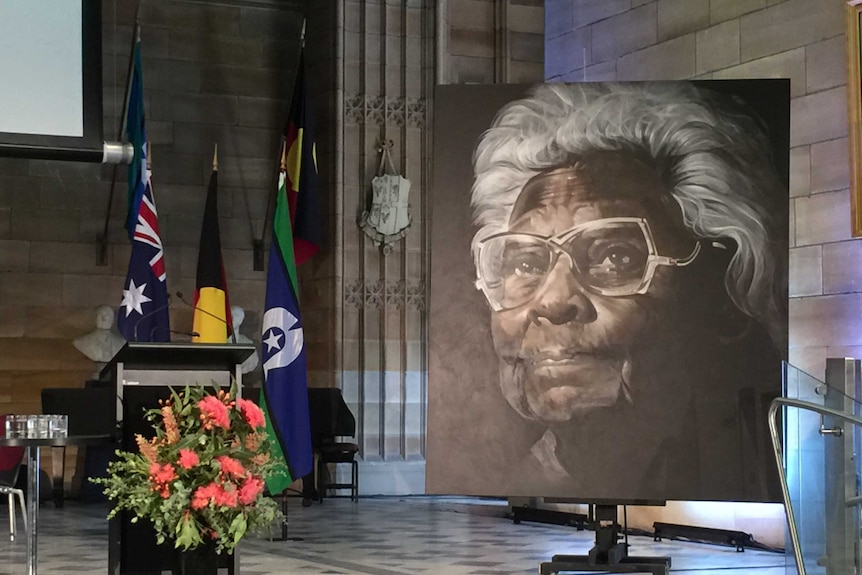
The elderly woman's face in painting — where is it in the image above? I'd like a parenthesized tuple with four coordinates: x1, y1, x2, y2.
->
(478, 152, 697, 424)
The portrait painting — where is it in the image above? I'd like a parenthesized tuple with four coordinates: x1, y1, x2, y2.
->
(426, 81, 789, 503)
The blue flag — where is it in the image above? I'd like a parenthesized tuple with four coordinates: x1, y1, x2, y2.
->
(118, 37, 170, 343)
(260, 166, 313, 493)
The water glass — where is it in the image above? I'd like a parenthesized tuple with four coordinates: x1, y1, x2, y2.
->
(49, 414, 69, 438)
(12, 415, 27, 438)
(25, 415, 37, 438)
(26, 414, 50, 438)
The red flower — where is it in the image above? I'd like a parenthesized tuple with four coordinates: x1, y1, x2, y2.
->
(216, 455, 246, 478)
(236, 398, 266, 429)
(191, 483, 221, 510)
(198, 395, 230, 429)
(178, 449, 199, 470)
(152, 463, 177, 484)
(213, 484, 238, 508)
(148, 463, 177, 499)
(239, 475, 264, 505)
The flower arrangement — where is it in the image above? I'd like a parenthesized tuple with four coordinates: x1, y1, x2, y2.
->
(92, 384, 281, 554)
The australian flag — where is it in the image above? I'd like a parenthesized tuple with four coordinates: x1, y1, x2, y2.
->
(118, 36, 170, 343)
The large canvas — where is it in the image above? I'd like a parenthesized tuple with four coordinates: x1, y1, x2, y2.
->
(427, 81, 789, 503)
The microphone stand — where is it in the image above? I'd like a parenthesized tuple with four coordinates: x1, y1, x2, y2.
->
(132, 297, 173, 342)
(175, 291, 236, 343)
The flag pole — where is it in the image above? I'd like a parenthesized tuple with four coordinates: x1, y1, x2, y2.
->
(97, 16, 143, 266)
(255, 17, 308, 271)
(213, 143, 219, 172)
(119, 21, 142, 142)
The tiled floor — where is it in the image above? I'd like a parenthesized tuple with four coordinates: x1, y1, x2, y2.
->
(0, 496, 791, 574)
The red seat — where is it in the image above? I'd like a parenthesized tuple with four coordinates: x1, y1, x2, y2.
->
(0, 414, 26, 542)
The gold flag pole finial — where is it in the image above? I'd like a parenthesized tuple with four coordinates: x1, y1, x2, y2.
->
(212, 143, 218, 172)
(280, 140, 288, 172)
(300, 18, 306, 48)
(146, 142, 152, 170)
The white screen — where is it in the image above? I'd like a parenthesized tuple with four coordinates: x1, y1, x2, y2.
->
(0, 1, 83, 137)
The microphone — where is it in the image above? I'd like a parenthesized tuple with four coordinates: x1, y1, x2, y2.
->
(150, 326, 200, 340)
(175, 291, 235, 343)
(132, 295, 172, 342)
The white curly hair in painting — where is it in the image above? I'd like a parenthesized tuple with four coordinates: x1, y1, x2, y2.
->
(470, 82, 786, 349)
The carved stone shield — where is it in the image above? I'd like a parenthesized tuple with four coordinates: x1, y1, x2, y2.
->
(360, 173, 412, 254)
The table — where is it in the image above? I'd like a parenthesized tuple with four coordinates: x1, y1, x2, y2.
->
(0, 435, 113, 575)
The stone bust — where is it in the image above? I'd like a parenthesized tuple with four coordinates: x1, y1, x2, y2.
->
(74, 305, 126, 376)
(231, 305, 260, 375)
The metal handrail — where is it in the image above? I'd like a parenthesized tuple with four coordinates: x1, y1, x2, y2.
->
(768, 397, 862, 575)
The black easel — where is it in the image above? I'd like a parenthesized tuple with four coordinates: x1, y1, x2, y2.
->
(539, 504, 671, 575)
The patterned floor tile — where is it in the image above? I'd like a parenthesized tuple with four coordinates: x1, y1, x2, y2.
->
(0, 496, 791, 574)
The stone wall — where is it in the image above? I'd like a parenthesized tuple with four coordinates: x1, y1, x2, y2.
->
(439, 0, 544, 83)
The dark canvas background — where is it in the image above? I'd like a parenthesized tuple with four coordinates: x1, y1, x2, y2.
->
(426, 81, 789, 503)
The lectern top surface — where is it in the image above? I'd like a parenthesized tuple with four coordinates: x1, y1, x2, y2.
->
(100, 342, 256, 377)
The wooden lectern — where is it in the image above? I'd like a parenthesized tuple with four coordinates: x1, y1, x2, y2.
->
(101, 342, 255, 575)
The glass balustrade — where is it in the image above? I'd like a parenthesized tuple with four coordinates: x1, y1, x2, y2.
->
(775, 360, 862, 575)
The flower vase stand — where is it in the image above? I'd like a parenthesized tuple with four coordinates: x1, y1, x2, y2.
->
(102, 341, 255, 575)
(172, 541, 230, 575)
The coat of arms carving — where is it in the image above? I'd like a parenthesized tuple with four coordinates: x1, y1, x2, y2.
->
(359, 141, 412, 254)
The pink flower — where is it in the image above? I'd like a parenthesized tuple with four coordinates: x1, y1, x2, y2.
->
(217, 455, 246, 478)
(148, 463, 177, 499)
(198, 395, 230, 429)
(236, 398, 266, 429)
(178, 449, 199, 470)
(152, 463, 177, 484)
(191, 483, 220, 510)
(211, 483, 238, 508)
(238, 475, 264, 505)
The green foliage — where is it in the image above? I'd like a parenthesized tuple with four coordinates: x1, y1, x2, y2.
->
(91, 384, 282, 554)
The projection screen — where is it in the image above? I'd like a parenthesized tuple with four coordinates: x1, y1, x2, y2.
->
(0, 0, 103, 162)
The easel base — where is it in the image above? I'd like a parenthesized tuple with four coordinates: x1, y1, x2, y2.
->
(539, 554, 671, 574)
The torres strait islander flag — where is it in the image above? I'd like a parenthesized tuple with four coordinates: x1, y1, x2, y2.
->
(118, 34, 170, 343)
(191, 165, 232, 343)
(259, 153, 314, 493)
(259, 46, 319, 494)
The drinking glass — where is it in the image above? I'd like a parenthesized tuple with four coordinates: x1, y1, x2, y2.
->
(49, 415, 69, 438)
(12, 415, 27, 438)
(27, 415, 50, 438)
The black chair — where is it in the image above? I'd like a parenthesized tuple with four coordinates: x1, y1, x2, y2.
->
(0, 414, 26, 542)
(40, 386, 115, 506)
(307, 388, 359, 502)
